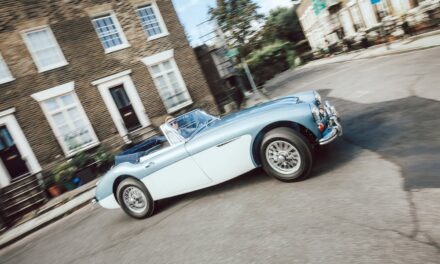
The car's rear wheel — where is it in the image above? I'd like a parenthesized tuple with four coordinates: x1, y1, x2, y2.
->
(260, 127, 313, 182)
(117, 178, 154, 219)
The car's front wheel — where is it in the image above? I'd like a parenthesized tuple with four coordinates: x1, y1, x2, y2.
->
(117, 178, 154, 219)
(260, 127, 313, 182)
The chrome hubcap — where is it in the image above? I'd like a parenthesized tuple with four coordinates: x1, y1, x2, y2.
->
(266, 140, 301, 175)
(123, 186, 147, 213)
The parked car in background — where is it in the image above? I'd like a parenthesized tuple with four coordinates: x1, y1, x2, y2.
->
(94, 91, 342, 219)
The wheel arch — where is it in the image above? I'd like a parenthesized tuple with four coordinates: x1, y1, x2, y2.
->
(251, 121, 316, 166)
(112, 175, 142, 204)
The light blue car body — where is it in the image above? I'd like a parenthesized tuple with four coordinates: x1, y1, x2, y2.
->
(95, 90, 339, 204)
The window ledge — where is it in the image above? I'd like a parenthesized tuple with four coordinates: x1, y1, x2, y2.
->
(148, 32, 170, 41)
(65, 141, 100, 158)
(0, 77, 15, 84)
(37, 61, 69, 73)
(104, 43, 131, 54)
(166, 100, 193, 114)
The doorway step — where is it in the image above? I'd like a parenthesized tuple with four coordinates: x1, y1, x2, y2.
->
(0, 173, 47, 228)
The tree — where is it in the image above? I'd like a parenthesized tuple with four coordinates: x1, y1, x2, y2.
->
(261, 6, 305, 44)
(209, 0, 264, 53)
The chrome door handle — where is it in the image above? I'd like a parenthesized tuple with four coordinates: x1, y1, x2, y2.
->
(145, 162, 155, 169)
(216, 137, 240, 147)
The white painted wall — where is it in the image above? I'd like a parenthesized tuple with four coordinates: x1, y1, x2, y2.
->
(340, 9, 356, 36)
(390, 0, 411, 15)
(359, 0, 378, 28)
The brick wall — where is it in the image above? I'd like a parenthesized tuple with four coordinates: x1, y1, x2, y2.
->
(0, 0, 217, 173)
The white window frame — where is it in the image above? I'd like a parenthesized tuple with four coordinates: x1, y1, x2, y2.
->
(136, 1, 169, 41)
(91, 70, 151, 143)
(92, 12, 130, 54)
(22, 26, 68, 73)
(31, 82, 99, 157)
(0, 53, 14, 84)
(0, 108, 42, 187)
(141, 50, 193, 113)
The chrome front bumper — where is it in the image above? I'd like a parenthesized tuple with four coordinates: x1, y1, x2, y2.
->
(319, 101, 343, 145)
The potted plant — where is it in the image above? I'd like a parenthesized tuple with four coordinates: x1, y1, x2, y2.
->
(47, 183, 63, 198)
(94, 147, 114, 174)
(71, 151, 96, 185)
(50, 149, 112, 193)
(52, 161, 77, 192)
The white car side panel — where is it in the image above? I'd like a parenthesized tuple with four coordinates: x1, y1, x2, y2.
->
(191, 134, 256, 183)
(99, 195, 120, 209)
(142, 157, 212, 200)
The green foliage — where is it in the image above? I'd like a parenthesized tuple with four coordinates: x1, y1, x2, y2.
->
(51, 148, 114, 184)
(247, 41, 288, 63)
(246, 41, 297, 86)
(52, 151, 91, 183)
(70, 151, 92, 169)
(94, 147, 114, 169)
(52, 161, 77, 183)
(210, 0, 264, 52)
(262, 7, 305, 44)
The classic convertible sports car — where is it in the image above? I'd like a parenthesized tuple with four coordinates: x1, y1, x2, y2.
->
(94, 90, 342, 219)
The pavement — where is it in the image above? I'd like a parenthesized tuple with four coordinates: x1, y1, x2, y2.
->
(1, 35, 439, 263)
(0, 179, 97, 248)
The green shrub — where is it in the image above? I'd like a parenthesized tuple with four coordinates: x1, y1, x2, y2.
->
(52, 151, 92, 184)
(53, 161, 77, 183)
(70, 151, 92, 169)
(94, 147, 114, 169)
(245, 41, 297, 86)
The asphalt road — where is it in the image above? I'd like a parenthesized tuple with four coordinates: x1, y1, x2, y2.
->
(266, 46, 440, 189)
(1, 47, 439, 264)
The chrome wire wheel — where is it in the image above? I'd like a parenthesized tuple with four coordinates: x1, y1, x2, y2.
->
(265, 140, 301, 175)
(122, 186, 148, 214)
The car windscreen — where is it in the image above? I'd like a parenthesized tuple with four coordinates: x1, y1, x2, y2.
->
(167, 110, 217, 140)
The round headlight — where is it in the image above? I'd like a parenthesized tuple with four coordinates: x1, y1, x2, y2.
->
(313, 91, 322, 105)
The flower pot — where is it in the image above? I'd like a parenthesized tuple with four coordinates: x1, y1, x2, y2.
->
(48, 184, 62, 197)
(63, 181, 76, 191)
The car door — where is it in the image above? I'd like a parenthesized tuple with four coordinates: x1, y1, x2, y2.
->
(186, 133, 256, 184)
(140, 143, 213, 200)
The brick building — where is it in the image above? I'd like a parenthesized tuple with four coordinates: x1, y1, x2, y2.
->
(0, 0, 216, 225)
(194, 45, 244, 113)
